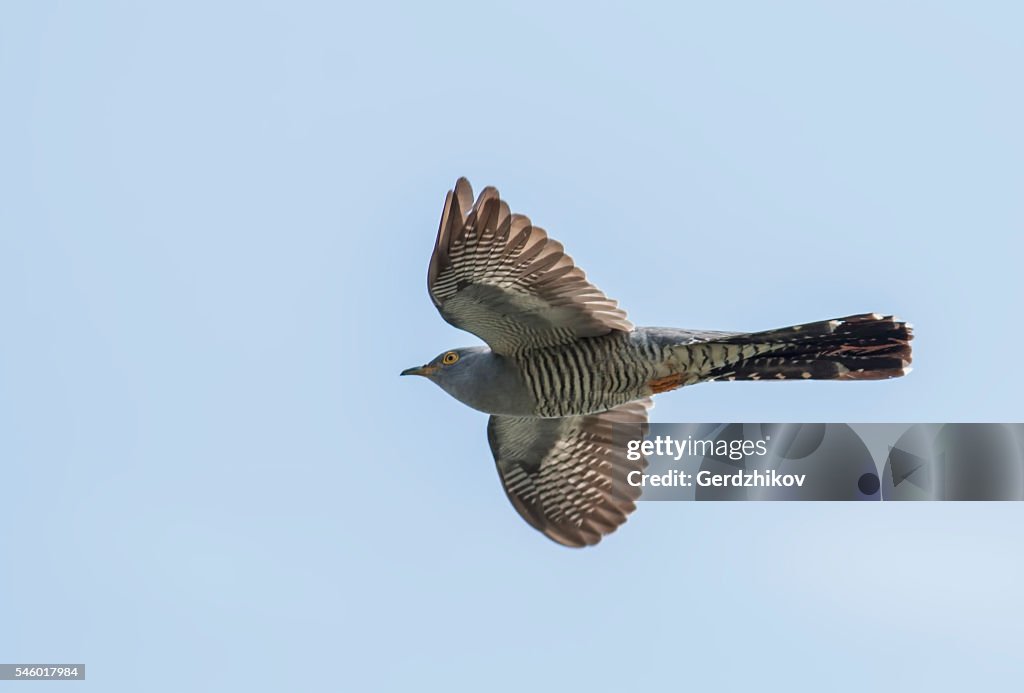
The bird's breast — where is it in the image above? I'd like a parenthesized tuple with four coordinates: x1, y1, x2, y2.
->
(513, 333, 664, 417)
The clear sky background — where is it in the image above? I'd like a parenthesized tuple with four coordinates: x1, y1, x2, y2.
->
(2, 2, 1022, 691)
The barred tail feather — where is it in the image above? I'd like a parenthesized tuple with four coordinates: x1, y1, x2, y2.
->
(707, 313, 913, 382)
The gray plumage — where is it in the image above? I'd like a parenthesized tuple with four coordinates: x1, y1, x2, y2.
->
(403, 178, 913, 547)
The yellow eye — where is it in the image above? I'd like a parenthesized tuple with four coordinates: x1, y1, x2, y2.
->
(442, 351, 460, 365)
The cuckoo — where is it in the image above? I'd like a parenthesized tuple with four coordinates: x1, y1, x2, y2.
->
(402, 178, 913, 547)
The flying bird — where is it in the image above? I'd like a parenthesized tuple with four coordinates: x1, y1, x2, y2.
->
(402, 178, 913, 547)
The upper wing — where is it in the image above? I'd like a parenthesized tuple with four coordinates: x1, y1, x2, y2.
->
(428, 178, 633, 355)
(487, 399, 652, 547)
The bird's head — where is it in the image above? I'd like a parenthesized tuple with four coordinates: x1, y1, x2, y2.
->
(401, 346, 489, 384)
(400, 346, 527, 415)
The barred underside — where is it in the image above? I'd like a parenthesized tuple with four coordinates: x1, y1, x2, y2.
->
(512, 315, 913, 417)
(513, 332, 664, 417)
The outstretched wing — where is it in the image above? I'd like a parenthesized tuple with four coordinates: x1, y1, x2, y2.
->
(487, 399, 652, 547)
(428, 178, 632, 355)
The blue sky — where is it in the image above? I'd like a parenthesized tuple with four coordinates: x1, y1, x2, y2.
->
(2, 2, 1022, 691)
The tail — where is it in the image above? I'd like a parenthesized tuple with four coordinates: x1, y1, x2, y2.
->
(703, 313, 913, 382)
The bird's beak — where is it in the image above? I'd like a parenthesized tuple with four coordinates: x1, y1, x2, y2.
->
(400, 365, 436, 377)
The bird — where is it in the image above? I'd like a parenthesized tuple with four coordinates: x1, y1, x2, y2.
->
(402, 178, 913, 547)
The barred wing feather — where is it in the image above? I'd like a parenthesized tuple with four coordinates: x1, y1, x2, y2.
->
(428, 178, 633, 354)
(487, 399, 652, 547)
